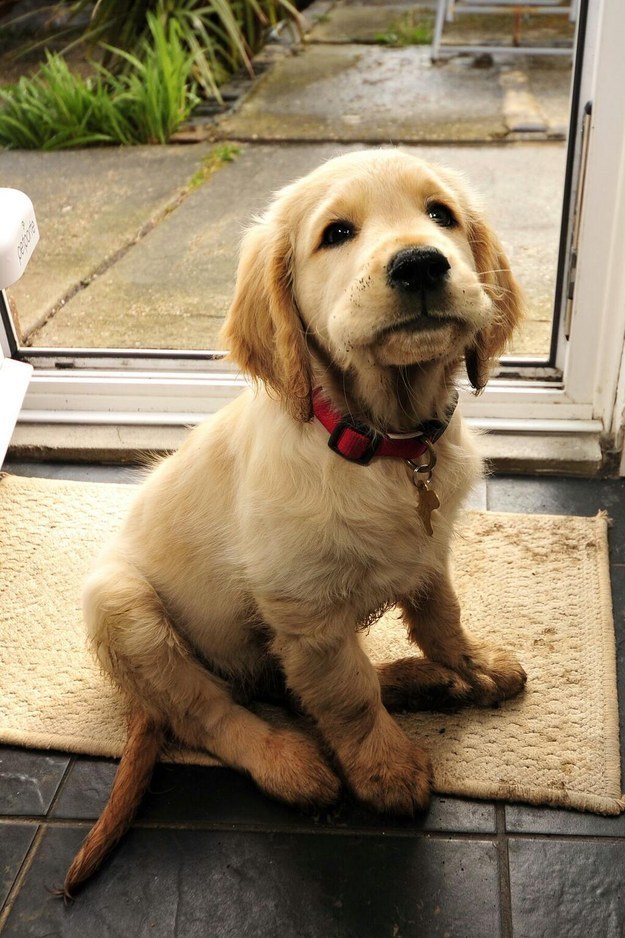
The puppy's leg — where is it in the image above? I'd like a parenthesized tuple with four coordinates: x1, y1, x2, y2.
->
(377, 657, 473, 712)
(85, 560, 340, 807)
(399, 569, 526, 706)
(262, 597, 432, 816)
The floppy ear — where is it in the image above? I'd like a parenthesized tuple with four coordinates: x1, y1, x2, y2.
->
(465, 216, 524, 391)
(220, 215, 313, 421)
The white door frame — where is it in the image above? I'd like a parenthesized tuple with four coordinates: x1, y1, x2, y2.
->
(0, 312, 32, 464)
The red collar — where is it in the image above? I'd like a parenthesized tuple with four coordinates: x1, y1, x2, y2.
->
(312, 387, 457, 466)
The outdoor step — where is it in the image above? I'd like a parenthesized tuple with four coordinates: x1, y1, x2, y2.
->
(216, 43, 509, 143)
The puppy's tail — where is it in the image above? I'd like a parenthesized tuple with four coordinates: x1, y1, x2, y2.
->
(60, 708, 164, 903)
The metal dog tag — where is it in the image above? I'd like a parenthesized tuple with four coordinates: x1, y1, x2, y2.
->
(415, 478, 440, 536)
(407, 440, 440, 536)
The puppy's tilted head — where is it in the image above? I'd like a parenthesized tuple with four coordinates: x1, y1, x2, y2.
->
(221, 149, 523, 421)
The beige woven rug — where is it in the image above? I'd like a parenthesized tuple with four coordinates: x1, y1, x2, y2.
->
(1, 472, 623, 815)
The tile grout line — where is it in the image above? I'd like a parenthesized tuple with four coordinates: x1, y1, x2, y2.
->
(0, 759, 76, 927)
(0, 823, 47, 930)
(0, 816, 499, 837)
(496, 804, 514, 938)
(45, 754, 76, 818)
(3, 814, 625, 842)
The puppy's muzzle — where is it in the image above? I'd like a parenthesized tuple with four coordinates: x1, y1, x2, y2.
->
(387, 247, 450, 293)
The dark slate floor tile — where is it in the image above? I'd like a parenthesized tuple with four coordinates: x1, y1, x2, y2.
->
(49, 758, 116, 821)
(5, 462, 144, 484)
(325, 793, 496, 834)
(408, 796, 496, 833)
(0, 824, 37, 908)
(509, 838, 625, 938)
(52, 760, 316, 827)
(3, 827, 500, 938)
(613, 565, 625, 636)
(135, 763, 341, 830)
(505, 803, 625, 836)
(0, 748, 69, 816)
(487, 477, 625, 562)
(52, 759, 496, 833)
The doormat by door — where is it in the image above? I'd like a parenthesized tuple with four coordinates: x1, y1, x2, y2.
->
(0, 472, 622, 815)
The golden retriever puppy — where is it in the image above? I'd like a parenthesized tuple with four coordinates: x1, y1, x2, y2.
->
(63, 148, 526, 898)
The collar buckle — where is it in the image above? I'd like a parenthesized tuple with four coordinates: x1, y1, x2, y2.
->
(328, 419, 383, 466)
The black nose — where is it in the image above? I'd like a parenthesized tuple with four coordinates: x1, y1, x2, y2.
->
(387, 247, 451, 292)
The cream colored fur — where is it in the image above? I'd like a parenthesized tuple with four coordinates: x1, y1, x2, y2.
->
(84, 149, 526, 815)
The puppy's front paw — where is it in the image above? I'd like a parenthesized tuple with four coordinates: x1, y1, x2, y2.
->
(458, 643, 527, 707)
(353, 743, 432, 816)
(342, 718, 432, 816)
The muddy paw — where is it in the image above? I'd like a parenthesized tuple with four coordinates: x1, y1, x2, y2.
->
(459, 644, 527, 707)
(378, 657, 473, 713)
(352, 742, 432, 816)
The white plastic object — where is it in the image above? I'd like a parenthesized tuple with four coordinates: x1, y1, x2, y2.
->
(0, 188, 39, 289)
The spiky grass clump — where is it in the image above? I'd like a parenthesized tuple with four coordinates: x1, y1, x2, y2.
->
(0, 15, 199, 149)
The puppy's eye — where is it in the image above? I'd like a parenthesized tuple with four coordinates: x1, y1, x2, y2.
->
(321, 221, 356, 248)
(427, 203, 455, 228)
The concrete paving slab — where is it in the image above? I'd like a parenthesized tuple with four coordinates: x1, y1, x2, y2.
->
(30, 144, 347, 349)
(338, 0, 430, 6)
(216, 44, 509, 143)
(2, 145, 210, 339)
(306, 3, 573, 57)
(307, 5, 434, 44)
(30, 142, 566, 358)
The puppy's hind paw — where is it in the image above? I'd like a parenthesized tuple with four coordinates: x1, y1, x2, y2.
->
(378, 657, 473, 713)
(255, 728, 341, 808)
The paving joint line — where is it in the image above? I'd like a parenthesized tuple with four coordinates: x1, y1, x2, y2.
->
(22, 168, 217, 347)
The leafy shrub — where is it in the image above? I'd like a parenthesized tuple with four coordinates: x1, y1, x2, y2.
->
(103, 15, 200, 144)
(0, 15, 199, 149)
(3, 0, 299, 98)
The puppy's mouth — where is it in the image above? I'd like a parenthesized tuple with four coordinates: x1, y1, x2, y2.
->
(372, 307, 473, 367)
(380, 313, 461, 337)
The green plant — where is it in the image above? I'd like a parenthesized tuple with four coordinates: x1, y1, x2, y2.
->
(187, 142, 242, 191)
(0, 15, 199, 149)
(70, 0, 299, 95)
(375, 14, 434, 47)
(0, 53, 128, 149)
(105, 15, 200, 143)
(3, 0, 299, 100)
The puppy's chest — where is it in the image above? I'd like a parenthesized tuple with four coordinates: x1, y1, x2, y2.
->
(294, 465, 455, 600)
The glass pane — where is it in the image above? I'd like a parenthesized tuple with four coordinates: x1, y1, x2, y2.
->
(4, 4, 576, 361)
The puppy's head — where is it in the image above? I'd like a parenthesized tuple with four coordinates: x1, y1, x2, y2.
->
(221, 149, 523, 420)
